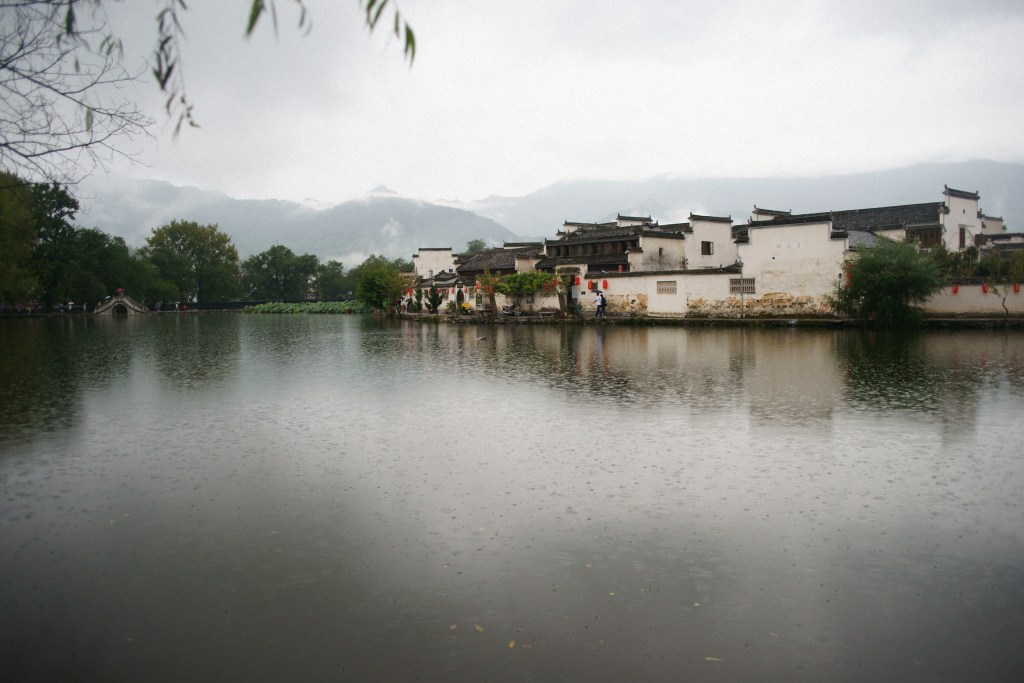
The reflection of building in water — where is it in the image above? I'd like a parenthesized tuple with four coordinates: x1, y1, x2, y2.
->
(743, 331, 843, 423)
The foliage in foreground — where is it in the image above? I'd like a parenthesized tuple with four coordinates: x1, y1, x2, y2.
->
(243, 301, 369, 314)
(830, 239, 946, 328)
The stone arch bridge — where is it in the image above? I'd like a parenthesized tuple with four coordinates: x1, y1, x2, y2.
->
(94, 292, 149, 316)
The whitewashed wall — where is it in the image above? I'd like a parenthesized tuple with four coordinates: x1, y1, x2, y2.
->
(941, 194, 981, 250)
(636, 235, 686, 271)
(687, 218, 737, 269)
(739, 222, 845, 298)
(923, 283, 1024, 315)
(412, 248, 456, 278)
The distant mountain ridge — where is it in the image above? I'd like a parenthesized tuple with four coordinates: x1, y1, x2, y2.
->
(74, 180, 519, 264)
(461, 160, 1024, 238)
(77, 161, 1024, 263)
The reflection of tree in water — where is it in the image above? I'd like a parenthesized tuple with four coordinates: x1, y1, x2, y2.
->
(149, 314, 241, 390)
(0, 317, 131, 440)
(837, 331, 991, 430)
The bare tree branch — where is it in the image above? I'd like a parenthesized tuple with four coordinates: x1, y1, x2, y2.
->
(0, 0, 152, 186)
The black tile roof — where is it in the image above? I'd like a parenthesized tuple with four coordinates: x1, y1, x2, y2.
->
(944, 185, 980, 200)
(689, 213, 732, 223)
(749, 202, 943, 232)
(535, 253, 629, 269)
(457, 246, 539, 273)
(551, 223, 687, 245)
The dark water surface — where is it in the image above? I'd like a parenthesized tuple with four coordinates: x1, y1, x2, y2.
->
(1, 314, 1022, 681)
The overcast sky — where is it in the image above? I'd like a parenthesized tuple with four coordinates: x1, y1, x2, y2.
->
(88, 0, 1024, 206)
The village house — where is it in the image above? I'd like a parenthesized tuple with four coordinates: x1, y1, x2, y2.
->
(410, 185, 1022, 318)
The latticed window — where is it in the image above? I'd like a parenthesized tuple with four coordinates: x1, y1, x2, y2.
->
(730, 278, 755, 294)
(701, 241, 714, 255)
(656, 281, 677, 295)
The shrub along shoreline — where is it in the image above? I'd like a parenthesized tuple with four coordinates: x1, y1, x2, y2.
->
(242, 301, 368, 314)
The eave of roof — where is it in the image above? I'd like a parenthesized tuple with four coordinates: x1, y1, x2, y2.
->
(944, 185, 980, 200)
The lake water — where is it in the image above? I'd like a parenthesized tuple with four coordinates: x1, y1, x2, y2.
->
(1, 314, 1023, 681)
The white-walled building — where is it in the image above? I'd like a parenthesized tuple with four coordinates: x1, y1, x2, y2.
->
(409, 185, 1018, 318)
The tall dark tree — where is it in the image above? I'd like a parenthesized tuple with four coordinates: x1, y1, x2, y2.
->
(314, 259, 350, 300)
(0, 172, 37, 302)
(138, 220, 240, 302)
(29, 182, 81, 307)
(241, 244, 319, 301)
(351, 254, 404, 311)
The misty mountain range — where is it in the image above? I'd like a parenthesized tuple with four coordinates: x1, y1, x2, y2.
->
(76, 160, 1023, 265)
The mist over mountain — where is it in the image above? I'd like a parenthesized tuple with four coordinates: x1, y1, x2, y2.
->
(74, 180, 518, 264)
(76, 161, 1022, 265)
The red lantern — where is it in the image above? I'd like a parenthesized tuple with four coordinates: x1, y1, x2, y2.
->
(602, 279, 608, 290)
(982, 283, 989, 294)
(618, 265, 624, 272)
(1015, 283, 1021, 294)
(587, 280, 594, 290)
(952, 284, 959, 294)
(575, 275, 581, 285)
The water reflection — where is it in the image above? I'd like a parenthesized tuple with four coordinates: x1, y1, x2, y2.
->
(2, 316, 1023, 680)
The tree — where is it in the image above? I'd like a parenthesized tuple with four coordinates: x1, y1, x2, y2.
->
(424, 285, 443, 313)
(351, 254, 403, 311)
(139, 220, 240, 302)
(152, 0, 416, 133)
(463, 239, 487, 256)
(830, 239, 946, 328)
(29, 180, 80, 307)
(0, 171, 37, 301)
(66, 227, 171, 305)
(476, 269, 500, 314)
(313, 259, 349, 300)
(2, 1, 414, 182)
(0, 1, 152, 185)
(241, 244, 318, 300)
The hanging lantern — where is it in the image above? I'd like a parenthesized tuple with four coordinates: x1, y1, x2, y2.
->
(587, 280, 595, 290)
(575, 275, 581, 286)
(982, 283, 989, 294)
(602, 279, 609, 290)
(618, 265, 624, 273)
(1015, 283, 1021, 294)
(952, 284, 959, 294)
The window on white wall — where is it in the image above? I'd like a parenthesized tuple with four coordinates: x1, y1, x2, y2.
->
(730, 278, 755, 294)
(701, 241, 714, 255)
(656, 281, 677, 294)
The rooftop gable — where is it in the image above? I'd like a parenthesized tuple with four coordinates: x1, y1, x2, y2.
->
(944, 185, 980, 201)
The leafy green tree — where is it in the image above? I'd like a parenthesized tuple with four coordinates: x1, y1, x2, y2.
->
(352, 254, 404, 311)
(241, 244, 319, 300)
(408, 287, 423, 312)
(139, 220, 240, 302)
(30, 182, 81, 307)
(314, 259, 350, 300)
(463, 239, 487, 256)
(425, 286, 443, 313)
(71, 228, 174, 305)
(830, 239, 946, 328)
(0, 172, 37, 302)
